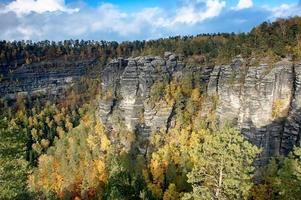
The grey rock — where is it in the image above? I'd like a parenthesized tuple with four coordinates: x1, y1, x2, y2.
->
(2, 52, 301, 165)
(207, 58, 295, 164)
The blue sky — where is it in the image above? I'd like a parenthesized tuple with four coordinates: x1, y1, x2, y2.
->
(0, 0, 300, 41)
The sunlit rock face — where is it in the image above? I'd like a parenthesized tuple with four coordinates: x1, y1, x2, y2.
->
(208, 57, 296, 164)
(98, 54, 301, 163)
(98, 54, 180, 135)
(2, 52, 301, 164)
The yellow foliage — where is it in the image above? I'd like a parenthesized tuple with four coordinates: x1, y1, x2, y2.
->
(147, 183, 163, 199)
(40, 139, 50, 149)
(148, 126, 210, 196)
(191, 88, 201, 102)
(81, 113, 93, 127)
(56, 126, 65, 138)
(65, 120, 73, 131)
(29, 117, 109, 198)
(94, 159, 108, 182)
(54, 113, 63, 125)
(150, 154, 166, 184)
(163, 184, 180, 200)
(272, 99, 289, 119)
(87, 134, 97, 149)
(101, 135, 111, 151)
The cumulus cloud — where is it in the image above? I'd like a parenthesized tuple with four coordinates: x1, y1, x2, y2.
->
(0, 0, 229, 41)
(3, 0, 79, 16)
(268, 3, 301, 19)
(233, 0, 253, 10)
(172, 0, 226, 25)
(0, 3, 167, 41)
(0, 0, 298, 41)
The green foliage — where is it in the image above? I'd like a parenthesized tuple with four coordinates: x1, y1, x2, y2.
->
(0, 117, 32, 199)
(9, 101, 84, 166)
(3, 17, 301, 199)
(252, 147, 301, 200)
(0, 77, 100, 199)
(28, 113, 110, 199)
(183, 126, 261, 200)
(149, 81, 166, 106)
(2, 17, 301, 71)
(276, 147, 301, 199)
(104, 152, 155, 200)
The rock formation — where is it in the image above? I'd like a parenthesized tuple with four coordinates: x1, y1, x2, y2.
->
(98, 53, 182, 136)
(208, 57, 295, 164)
(98, 54, 301, 164)
(0, 59, 98, 100)
(1, 53, 301, 163)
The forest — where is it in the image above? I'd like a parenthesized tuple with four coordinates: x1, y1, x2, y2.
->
(1, 17, 301, 200)
(1, 16, 301, 69)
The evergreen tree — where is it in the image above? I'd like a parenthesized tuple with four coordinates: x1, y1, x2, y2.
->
(183, 126, 260, 200)
(0, 117, 32, 199)
(252, 147, 301, 200)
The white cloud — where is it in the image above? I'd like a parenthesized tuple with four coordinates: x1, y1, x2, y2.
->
(270, 4, 301, 18)
(0, 0, 228, 40)
(4, 0, 79, 16)
(265, 3, 301, 19)
(172, 0, 226, 25)
(2, 3, 168, 40)
(0, 0, 282, 41)
(233, 0, 253, 10)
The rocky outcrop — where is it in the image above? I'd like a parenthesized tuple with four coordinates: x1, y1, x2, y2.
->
(97, 54, 301, 162)
(2, 52, 301, 163)
(207, 57, 299, 164)
(0, 59, 98, 100)
(282, 64, 301, 154)
(98, 54, 181, 135)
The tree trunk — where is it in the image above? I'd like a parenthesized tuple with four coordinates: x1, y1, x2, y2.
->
(215, 163, 223, 199)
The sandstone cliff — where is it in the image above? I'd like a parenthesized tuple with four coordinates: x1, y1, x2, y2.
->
(208, 57, 297, 163)
(1, 53, 301, 163)
(0, 58, 99, 100)
(97, 54, 301, 164)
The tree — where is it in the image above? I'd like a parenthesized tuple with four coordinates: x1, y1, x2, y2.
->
(28, 114, 109, 199)
(103, 152, 154, 200)
(275, 147, 301, 199)
(252, 147, 301, 200)
(183, 126, 260, 200)
(163, 184, 180, 200)
(0, 117, 32, 199)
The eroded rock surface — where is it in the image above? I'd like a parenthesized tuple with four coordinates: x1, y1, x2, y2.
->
(207, 57, 299, 164)
(97, 54, 301, 162)
(0, 59, 98, 100)
(98, 54, 180, 134)
(2, 53, 301, 163)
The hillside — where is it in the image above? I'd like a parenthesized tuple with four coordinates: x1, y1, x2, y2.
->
(1, 17, 301, 200)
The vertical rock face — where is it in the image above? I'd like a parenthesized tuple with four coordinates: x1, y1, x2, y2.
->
(98, 54, 180, 137)
(98, 54, 301, 162)
(0, 59, 97, 100)
(2, 52, 301, 163)
(282, 64, 301, 154)
(119, 58, 141, 130)
(207, 57, 297, 164)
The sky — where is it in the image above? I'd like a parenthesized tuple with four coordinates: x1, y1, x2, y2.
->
(0, 0, 300, 41)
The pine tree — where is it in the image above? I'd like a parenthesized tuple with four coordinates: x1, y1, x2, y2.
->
(0, 117, 32, 199)
(276, 147, 301, 199)
(183, 126, 260, 200)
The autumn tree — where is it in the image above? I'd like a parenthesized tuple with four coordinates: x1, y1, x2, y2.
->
(28, 113, 110, 199)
